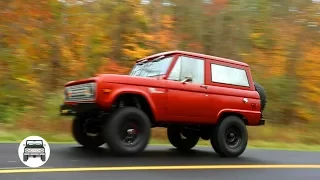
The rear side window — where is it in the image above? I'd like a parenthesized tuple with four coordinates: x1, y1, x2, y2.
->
(210, 64, 249, 87)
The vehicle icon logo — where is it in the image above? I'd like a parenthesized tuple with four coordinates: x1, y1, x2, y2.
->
(18, 136, 50, 168)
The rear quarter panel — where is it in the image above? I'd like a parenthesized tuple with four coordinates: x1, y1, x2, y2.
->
(207, 86, 262, 125)
(204, 58, 262, 125)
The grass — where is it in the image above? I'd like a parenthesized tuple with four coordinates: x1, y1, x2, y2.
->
(1, 127, 320, 152)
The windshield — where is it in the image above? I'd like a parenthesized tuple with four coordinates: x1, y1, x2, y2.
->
(129, 56, 173, 77)
(26, 140, 43, 147)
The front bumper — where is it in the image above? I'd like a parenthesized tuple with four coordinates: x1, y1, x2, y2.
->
(23, 153, 45, 156)
(60, 103, 100, 116)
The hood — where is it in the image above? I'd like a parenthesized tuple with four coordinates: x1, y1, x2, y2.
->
(97, 74, 165, 86)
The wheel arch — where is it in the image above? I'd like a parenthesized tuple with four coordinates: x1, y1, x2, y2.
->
(217, 111, 248, 125)
(112, 92, 156, 124)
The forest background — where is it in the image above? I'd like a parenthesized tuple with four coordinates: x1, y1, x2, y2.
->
(1, 0, 320, 150)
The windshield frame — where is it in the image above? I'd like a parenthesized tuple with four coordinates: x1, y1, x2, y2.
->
(129, 55, 175, 77)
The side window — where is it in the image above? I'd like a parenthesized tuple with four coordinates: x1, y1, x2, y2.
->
(211, 64, 249, 87)
(168, 56, 204, 84)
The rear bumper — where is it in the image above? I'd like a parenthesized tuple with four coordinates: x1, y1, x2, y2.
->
(60, 103, 100, 116)
(259, 118, 265, 125)
(258, 113, 265, 125)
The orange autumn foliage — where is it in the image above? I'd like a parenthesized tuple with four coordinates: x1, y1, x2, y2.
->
(296, 42, 320, 110)
(97, 59, 131, 75)
(293, 42, 320, 122)
(1, 0, 320, 129)
(0, 0, 53, 45)
(151, 15, 178, 51)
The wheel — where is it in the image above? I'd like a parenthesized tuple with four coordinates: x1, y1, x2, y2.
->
(254, 82, 267, 111)
(167, 125, 200, 152)
(23, 155, 28, 161)
(103, 107, 151, 156)
(72, 115, 105, 148)
(210, 115, 248, 157)
(41, 155, 46, 161)
(210, 125, 224, 155)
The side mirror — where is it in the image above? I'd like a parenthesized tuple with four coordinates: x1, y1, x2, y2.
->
(181, 76, 193, 84)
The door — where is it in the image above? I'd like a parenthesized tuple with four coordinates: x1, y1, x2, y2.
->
(165, 55, 211, 122)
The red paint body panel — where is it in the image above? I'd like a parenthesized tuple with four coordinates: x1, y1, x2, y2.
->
(164, 80, 211, 123)
(62, 51, 263, 126)
(93, 74, 168, 121)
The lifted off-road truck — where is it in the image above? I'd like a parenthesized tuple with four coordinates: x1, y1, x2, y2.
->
(60, 50, 266, 157)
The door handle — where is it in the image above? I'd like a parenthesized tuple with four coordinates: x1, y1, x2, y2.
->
(243, 98, 248, 103)
(200, 85, 208, 89)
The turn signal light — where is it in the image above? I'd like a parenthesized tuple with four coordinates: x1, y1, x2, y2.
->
(103, 89, 112, 93)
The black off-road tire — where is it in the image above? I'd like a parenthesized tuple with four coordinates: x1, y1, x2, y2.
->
(41, 155, 46, 162)
(210, 125, 224, 155)
(254, 82, 267, 111)
(210, 116, 248, 157)
(23, 155, 28, 161)
(167, 125, 200, 152)
(72, 115, 105, 148)
(103, 107, 151, 156)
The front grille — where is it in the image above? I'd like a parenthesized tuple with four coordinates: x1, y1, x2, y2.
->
(65, 82, 96, 102)
(25, 148, 44, 153)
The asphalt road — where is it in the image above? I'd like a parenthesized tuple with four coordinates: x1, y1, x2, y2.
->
(0, 143, 320, 180)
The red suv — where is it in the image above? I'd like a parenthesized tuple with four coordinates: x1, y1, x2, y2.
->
(60, 50, 266, 157)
